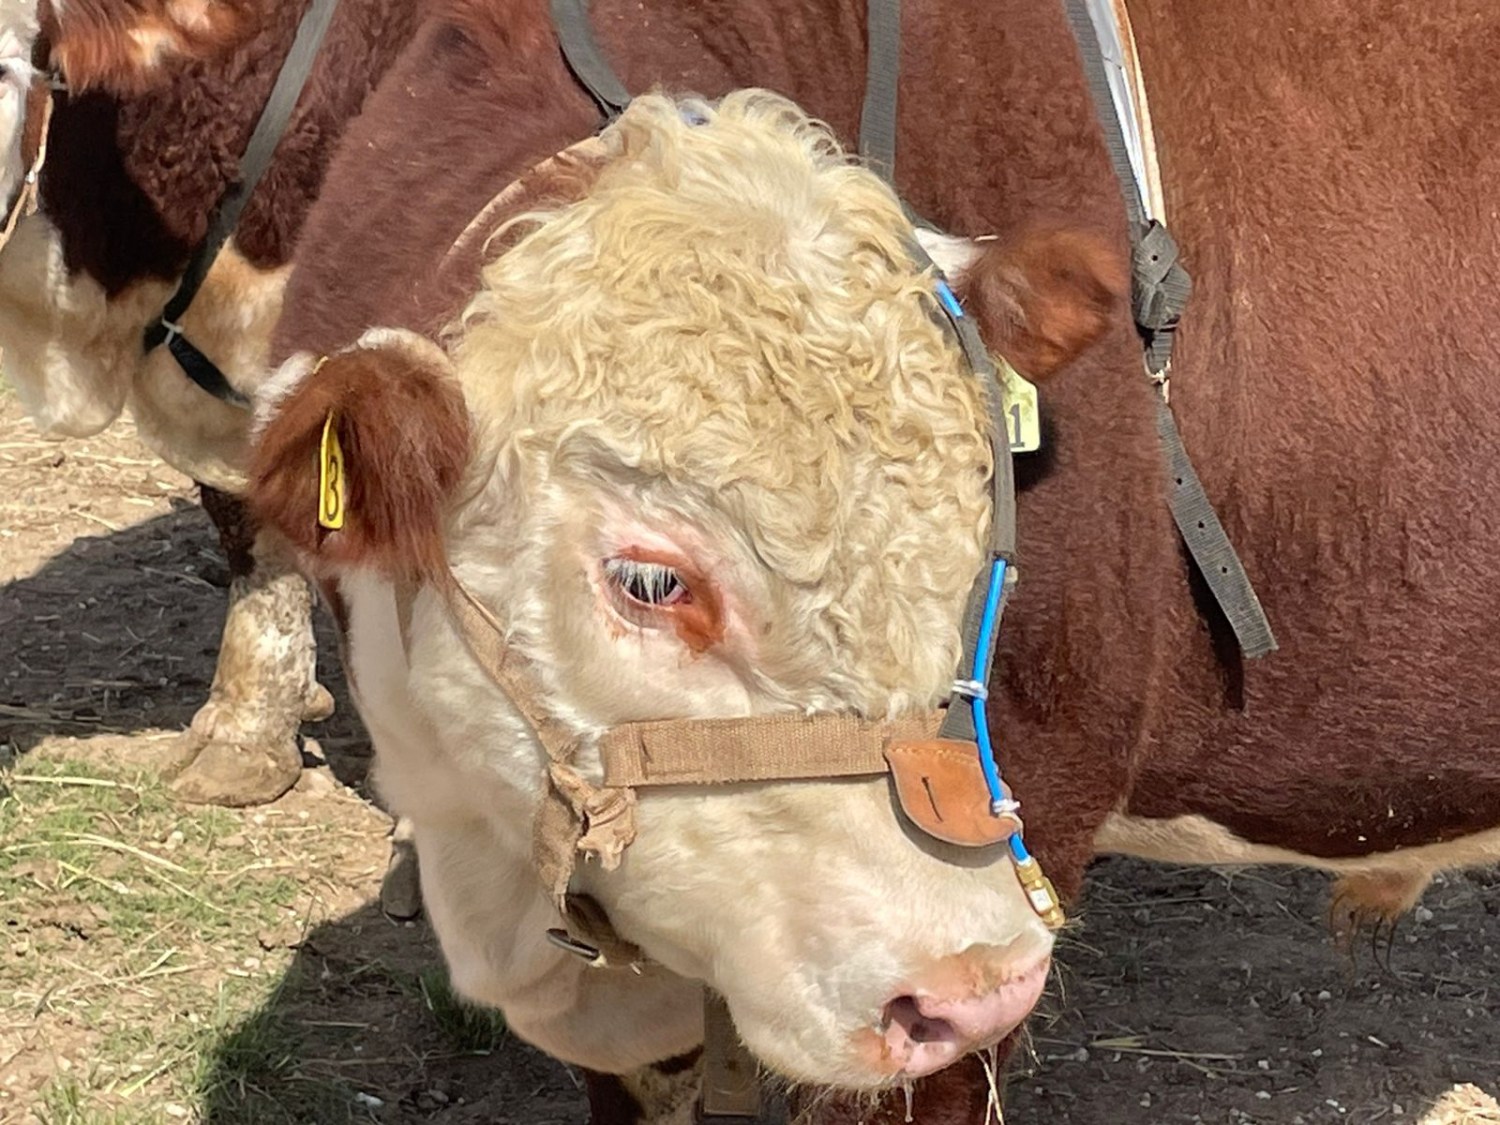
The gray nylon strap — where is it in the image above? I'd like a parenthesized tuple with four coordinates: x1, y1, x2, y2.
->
(1061, 0, 1145, 226)
(144, 0, 340, 360)
(858, 0, 901, 178)
(1058, 0, 1276, 659)
(550, 0, 631, 119)
(699, 993, 776, 1121)
(1155, 393, 1278, 657)
(1132, 219, 1192, 375)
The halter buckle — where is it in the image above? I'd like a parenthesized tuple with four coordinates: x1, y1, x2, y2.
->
(544, 927, 606, 967)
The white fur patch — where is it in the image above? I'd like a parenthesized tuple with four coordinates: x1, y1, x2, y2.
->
(0, 0, 36, 210)
(1096, 811, 1500, 883)
(915, 227, 984, 280)
(0, 219, 288, 489)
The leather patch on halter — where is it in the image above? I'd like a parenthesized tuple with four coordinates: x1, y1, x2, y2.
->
(884, 739, 1021, 847)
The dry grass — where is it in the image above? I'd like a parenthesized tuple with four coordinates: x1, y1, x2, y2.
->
(0, 752, 391, 1124)
(1422, 1085, 1500, 1125)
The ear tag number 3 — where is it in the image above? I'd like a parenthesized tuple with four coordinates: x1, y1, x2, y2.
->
(318, 411, 346, 530)
(999, 359, 1041, 454)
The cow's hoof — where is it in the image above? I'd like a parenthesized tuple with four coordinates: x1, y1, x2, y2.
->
(302, 683, 337, 723)
(158, 732, 210, 779)
(381, 837, 424, 921)
(1329, 867, 1432, 959)
(168, 737, 303, 807)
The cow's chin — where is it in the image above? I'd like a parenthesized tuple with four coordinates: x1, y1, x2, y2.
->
(706, 949, 1051, 1090)
(576, 777, 1056, 1090)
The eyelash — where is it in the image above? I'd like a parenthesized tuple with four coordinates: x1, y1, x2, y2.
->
(602, 558, 691, 608)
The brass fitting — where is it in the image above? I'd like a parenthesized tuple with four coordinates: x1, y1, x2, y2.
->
(1014, 855, 1066, 930)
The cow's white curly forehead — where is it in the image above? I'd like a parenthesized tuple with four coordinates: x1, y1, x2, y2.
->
(448, 90, 993, 711)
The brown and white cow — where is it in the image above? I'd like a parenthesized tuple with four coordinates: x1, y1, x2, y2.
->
(0, 0, 418, 807)
(250, 84, 1122, 1103)
(254, 0, 1500, 1121)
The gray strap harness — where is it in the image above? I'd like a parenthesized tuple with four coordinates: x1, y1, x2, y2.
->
(138, 0, 342, 411)
(1058, 0, 1278, 659)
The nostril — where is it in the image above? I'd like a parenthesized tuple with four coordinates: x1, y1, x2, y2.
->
(883, 995, 959, 1047)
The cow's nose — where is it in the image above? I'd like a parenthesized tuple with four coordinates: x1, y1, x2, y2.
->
(879, 954, 1049, 1077)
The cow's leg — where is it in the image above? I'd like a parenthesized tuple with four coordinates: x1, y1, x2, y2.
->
(380, 814, 424, 921)
(168, 485, 328, 806)
(583, 1052, 702, 1125)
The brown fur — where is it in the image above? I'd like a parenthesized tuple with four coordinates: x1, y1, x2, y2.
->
(197, 482, 256, 577)
(263, 0, 1500, 1119)
(39, 0, 259, 94)
(36, 0, 420, 295)
(1113, 0, 1500, 858)
(248, 343, 472, 583)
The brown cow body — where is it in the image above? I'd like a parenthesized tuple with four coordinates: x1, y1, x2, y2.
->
(1, 0, 419, 806)
(262, 0, 1500, 1121)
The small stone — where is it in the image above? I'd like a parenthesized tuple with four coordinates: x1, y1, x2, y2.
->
(1138, 1095, 1151, 1108)
(295, 767, 339, 796)
(1414, 905, 1434, 923)
(1316, 990, 1332, 1001)
(1257, 1092, 1272, 1100)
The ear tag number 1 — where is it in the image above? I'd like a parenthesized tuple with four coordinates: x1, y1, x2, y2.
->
(999, 358, 1041, 454)
(318, 411, 346, 530)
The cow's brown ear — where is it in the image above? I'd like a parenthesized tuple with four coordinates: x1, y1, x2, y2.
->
(41, 0, 259, 94)
(248, 329, 472, 583)
(950, 225, 1129, 381)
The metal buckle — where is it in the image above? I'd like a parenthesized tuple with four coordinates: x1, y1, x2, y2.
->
(544, 927, 606, 968)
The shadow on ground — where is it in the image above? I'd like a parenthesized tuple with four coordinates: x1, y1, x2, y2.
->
(0, 501, 370, 785)
(190, 857, 1500, 1125)
(195, 900, 586, 1125)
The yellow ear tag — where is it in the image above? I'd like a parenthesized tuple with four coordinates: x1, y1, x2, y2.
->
(998, 358, 1042, 454)
(318, 411, 346, 530)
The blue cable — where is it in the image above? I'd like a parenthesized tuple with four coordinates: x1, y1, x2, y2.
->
(968, 557, 1031, 862)
(934, 276, 1036, 867)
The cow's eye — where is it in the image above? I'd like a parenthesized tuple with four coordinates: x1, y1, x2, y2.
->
(602, 558, 691, 608)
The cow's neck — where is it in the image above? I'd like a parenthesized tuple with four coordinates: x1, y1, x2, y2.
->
(40, 0, 418, 296)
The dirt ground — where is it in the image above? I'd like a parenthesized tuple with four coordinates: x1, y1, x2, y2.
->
(2, 392, 1498, 1125)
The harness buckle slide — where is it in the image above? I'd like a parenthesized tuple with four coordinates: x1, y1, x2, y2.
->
(951, 677, 988, 702)
(544, 927, 606, 968)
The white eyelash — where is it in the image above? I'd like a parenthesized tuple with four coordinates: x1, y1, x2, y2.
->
(602, 558, 686, 605)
